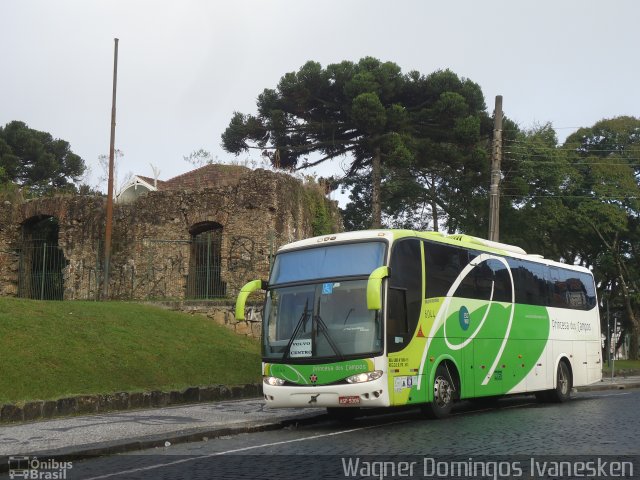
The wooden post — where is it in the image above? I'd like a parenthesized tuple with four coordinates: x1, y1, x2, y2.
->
(488, 95, 503, 242)
(103, 38, 119, 299)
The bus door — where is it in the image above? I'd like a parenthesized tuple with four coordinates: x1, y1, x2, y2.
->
(386, 239, 427, 406)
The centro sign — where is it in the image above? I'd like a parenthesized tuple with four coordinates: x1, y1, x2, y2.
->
(290, 339, 312, 358)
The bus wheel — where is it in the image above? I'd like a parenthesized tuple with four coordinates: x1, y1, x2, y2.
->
(423, 364, 455, 419)
(549, 360, 572, 403)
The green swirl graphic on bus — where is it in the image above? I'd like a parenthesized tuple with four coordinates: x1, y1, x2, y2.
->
(414, 253, 550, 398)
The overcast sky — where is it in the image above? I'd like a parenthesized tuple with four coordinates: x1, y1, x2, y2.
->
(2, 0, 639, 198)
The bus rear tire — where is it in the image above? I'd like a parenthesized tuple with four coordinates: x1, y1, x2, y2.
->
(422, 363, 456, 419)
(549, 360, 572, 402)
(535, 360, 572, 403)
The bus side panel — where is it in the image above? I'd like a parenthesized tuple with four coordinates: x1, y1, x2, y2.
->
(508, 303, 551, 394)
(473, 338, 514, 396)
(529, 343, 551, 392)
(547, 306, 601, 387)
(472, 302, 550, 397)
(586, 340, 602, 384)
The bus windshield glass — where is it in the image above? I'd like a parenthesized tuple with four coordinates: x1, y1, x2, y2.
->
(263, 242, 386, 361)
(269, 242, 386, 285)
(263, 280, 382, 360)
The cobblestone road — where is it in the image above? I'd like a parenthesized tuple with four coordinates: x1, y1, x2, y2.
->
(11, 390, 636, 480)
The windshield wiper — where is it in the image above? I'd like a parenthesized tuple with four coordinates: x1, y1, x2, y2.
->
(315, 313, 344, 360)
(282, 299, 310, 360)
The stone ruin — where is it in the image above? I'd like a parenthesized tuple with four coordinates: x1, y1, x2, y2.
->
(0, 164, 342, 305)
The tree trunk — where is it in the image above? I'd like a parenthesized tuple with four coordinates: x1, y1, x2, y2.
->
(371, 147, 382, 229)
(629, 332, 639, 361)
(616, 256, 639, 360)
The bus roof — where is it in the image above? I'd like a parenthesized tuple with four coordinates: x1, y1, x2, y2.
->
(278, 229, 592, 275)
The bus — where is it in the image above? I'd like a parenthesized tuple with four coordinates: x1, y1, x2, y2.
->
(235, 230, 602, 418)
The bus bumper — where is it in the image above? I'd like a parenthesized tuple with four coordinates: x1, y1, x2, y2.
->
(262, 376, 390, 408)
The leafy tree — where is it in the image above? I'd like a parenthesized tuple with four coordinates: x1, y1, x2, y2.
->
(0, 121, 86, 195)
(502, 117, 640, 359)
(221, 59, 405, 228)
(340, 70, 492, 232)
(391, 70, 492, 233)
(498, 123, 575, 257)
(561, 117, 640, 359)
(222, 59, 491, 229)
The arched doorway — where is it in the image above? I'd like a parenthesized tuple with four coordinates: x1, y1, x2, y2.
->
(19, 215, 66, 300)
(186, 222, 226, 299)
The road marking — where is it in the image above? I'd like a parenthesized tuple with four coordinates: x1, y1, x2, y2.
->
(83, 420, 410, 480)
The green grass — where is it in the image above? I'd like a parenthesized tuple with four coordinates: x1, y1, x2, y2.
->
(0, 298, 261, 403)
(602, 359, 640, 374)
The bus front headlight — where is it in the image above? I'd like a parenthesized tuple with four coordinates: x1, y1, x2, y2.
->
(263, 376, 285, 386)
(346, 370, 383, 384)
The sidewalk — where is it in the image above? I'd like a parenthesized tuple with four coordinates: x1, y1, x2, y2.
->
(0, 398, 324, 463)
(1, 377, 638, 466)
(575, 374, 640, 392)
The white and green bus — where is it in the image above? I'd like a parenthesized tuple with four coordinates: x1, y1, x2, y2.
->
(235, 230, 602, 418)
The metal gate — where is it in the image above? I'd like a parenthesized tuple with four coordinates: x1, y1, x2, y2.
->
(186, 229, 226, 299)
(17, 242, 66, 300)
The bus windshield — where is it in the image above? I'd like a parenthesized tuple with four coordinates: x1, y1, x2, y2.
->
(263, 242, 386, 361)
(269, 241, 386, 285)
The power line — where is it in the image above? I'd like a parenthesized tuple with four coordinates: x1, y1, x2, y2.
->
(504, 139, 640, 153)
(500, 193, 640, 200)
(503, 157, 640, 166)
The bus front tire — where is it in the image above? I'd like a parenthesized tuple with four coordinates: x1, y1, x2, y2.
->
(423, 364, 456, 419)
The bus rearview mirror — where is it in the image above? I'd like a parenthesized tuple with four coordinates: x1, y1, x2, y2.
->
(235, 279, 267, 320)
(367, 266, 389, 310)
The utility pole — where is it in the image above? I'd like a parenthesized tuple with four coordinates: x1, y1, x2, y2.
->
(606, 290, 611, 367)
(103, 37, 119, 299)
(488, 95, 503, 242)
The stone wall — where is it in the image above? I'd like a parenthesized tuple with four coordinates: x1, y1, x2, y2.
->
(167, 303, 264, 339)
(0, 189, 23, 297)
(0, 167, 342, 300)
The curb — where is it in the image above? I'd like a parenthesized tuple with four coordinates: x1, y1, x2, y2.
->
(0, 411, 325, 473)
(601, 369, 640, 377)
(575, 382, 640, 392)
(0, 383, 262, 424)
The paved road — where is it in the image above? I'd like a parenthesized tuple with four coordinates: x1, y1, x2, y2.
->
(2, 376, 637, 461)
(9, 389, 637, 480)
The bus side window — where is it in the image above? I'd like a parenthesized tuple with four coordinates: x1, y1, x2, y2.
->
(508, 259, 550, 307)
(387, 239, 422, 353)
(581, 272, 597, 309)
(486, 258, 511, 303)
(424, 242, 466, 298)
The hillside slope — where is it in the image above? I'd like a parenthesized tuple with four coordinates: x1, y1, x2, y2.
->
(0, 298, 261, 403)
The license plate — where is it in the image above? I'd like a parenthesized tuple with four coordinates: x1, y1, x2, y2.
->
(338, 396, 360, 405)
